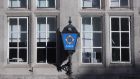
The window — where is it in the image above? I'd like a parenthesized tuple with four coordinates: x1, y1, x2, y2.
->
(110, 0, 129, 8)
(81, 17, 102, 63)
(82, 0, 101, 8)
(37, 0, 55, 8)
(110, 16, 130, 63)
(9, 0, 28, 8)
(37, 16, 57, 63)
(8, 17, 28, 63)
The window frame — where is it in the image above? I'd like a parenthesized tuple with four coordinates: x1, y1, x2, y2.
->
(8, 0, 28, 8)
(8, 17, 29, 64)
(110, 0, 130, 8)
(36, 16, 57, 64)
(110, 16, 131, 63)
(81, 0, 102, 9)
(36, 0, 56, 8)
(81, 16, 103, 64)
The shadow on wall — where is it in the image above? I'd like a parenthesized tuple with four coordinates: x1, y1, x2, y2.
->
(76, 64, 140, 79)
(47, 28, 72, 73)
(46, 28, 140, 79)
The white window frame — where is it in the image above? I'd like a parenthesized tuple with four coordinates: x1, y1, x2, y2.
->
(36, 16, 57, 64)
(110, 0, 130, 8)
(81, 0, 101, 9)
(81, 16, 102, 64)
(110, 16, 131, 63)
(36, 0, 56, 8)
(8, 0, 28, 8)
(8, 17, 28, 64)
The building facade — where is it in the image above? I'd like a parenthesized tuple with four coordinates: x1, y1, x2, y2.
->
(0, 0, 140, 79)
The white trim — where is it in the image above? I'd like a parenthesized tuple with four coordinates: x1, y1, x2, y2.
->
(27, 0, 28, 9)
(80, 17, 83, 64)
(128, 17, 131, 62)
(45, 17, 48, 63)
(100, 0, 102, 9)
(55, 0, 56, 8)
(36, 0, 56, 8)
(82, 0, 101, 9)
(8, 0, 28, 8)
(110, 0, 129, 8)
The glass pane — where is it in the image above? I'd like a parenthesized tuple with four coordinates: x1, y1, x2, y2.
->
(37, 17, 46, 24)
(37, 48, 46, 63)
(47, 17, 56, 31)
(9, 33, 18, 46)
(82, 17, 92, 31)
(93, 48, 102, 63)
(111, 18, 119, 31)
(93, 33, 102, 47)
(37, 33, 46, 42)
(112, 48, 120, 61)
(11, 0, 20, 7)
(83, 0, 92, 7)
(83, 48, 93, 53)
(121, 48, 129, 61)
(20, 0, 27, 8)
(9, 49, 17, 62)
(47, 48, 56, 63)
(83, 33, 92, 47)
(19, 33, 27, 47)
(37, 42, 46, 47)
(121, 33, 129, 47)
(92, 17, 101, 31)
(9, 42, 17, 47)
(11, 33, 18, 39)
(19, 49, 27, 62)
(39, 32, 46, 38)
(92, 0, 100, 8)
(82, 52, 91, 63)
(38, 0, 47, 7)
(37, 24, 46, 32)
(112, 32, 120, 47)
(10, 25, 18, 32)
(120, 0, 128, 7)
(10, 18, 17, 25)
(47, 41, 56, 47)
(19, 18, 27, 31)
(110, 0, 119, 7)
(48, 0, 55, 8)
(121, 18, 129, 31)
(47, 33, 56, 42)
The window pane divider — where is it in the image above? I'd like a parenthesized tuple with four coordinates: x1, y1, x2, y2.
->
(47, 31, 56, 33)
(83, 31, 102, 33)
(111, 31, 129, 32)
(82, 47, 102, 48)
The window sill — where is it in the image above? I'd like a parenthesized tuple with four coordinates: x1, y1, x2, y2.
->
(80, 63, 104, 68)
(33, 64, 56, 68)
(80, 8, 104, 12)
(110, 7, 131, 10)
(36, 8, 57, 10)
(7, 8, 30, 12)
(82, 7, 102, 10)
(4, 63, 30, 68)
(109, 63, 132, 67)
(8, 8, 29, 10)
